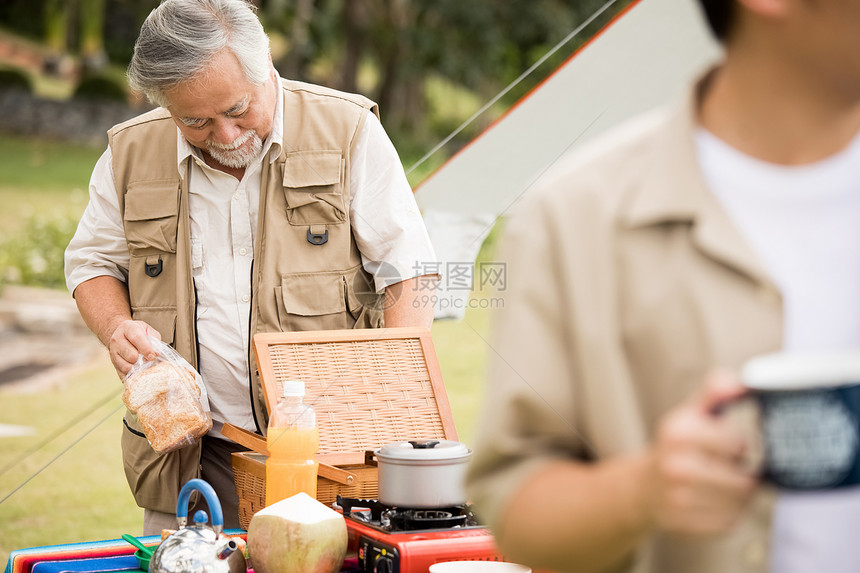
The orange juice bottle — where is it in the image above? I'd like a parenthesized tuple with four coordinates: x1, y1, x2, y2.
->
(265, 380, 319, 506)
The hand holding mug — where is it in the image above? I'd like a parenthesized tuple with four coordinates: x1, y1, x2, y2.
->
(648, 370, 759, 535)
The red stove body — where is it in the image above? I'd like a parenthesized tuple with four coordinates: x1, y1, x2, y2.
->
(347, 515, 503, 573)
(338, 497, 504, 573)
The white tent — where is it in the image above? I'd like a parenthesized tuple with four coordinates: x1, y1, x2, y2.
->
(415, 0, 721, 318)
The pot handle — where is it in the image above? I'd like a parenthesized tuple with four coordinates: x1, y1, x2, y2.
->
(408, 440, 440, 449)
(176, 479, 224, 534)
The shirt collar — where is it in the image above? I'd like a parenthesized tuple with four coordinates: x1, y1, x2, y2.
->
(175, 77, 285, 175)
(267, 80, 284, 163)
(619, 68, 715, 230)
(620, 65, 774, 287)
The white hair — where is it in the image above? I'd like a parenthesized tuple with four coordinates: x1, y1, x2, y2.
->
(127, 0, 270, 107)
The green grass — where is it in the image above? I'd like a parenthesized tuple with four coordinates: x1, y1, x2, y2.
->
(432, 306, 493, 446)
(0, 359, 144, 566)
(0, 135, 100, 191)
(0, 134, 99, 289)
(0, 135, 98, 237)
(0, 133, 503, 566)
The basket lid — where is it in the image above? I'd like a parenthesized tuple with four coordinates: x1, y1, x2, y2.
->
(253, 328, 457, 464)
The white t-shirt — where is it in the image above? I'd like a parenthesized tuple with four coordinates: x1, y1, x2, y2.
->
(696, 127, 860, 573)
(65, 91, 437, 435)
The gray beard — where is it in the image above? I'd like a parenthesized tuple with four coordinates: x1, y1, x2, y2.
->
(205, 130, 263, 169)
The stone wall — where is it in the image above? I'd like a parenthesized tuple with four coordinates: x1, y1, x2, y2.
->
(0, 88, 151, 147)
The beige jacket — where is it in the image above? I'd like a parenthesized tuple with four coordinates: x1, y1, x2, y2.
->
(465, 81, 782, 573)
(109, 80, 384, 513)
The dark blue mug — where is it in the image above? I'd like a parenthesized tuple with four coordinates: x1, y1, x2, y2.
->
(742, 351, 860, 490)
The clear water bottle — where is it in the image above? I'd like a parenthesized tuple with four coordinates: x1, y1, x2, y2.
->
(265, 380, 319, 506)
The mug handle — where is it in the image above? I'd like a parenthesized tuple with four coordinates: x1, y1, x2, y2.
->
(710, 392, 765, 477)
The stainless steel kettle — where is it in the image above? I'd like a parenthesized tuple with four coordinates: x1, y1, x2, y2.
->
(149, 479, 246, 573)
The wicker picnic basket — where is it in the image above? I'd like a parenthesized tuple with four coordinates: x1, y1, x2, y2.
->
(228, 327, 458, 530)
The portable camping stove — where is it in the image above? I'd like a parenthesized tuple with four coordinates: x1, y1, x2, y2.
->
(336, 496, 504, 573)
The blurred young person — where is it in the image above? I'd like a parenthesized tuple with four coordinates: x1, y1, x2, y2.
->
(65, 0, 437, 533)
(465, 0, 860, 571)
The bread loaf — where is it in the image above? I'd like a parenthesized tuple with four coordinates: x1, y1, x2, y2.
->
(122, 360, 211, 453)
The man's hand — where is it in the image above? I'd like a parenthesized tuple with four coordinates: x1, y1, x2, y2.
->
(108, 319, 161, 376)
(647, 370, 758, 535)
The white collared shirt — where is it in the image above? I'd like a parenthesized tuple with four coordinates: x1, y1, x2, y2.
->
(65, 87, 437, 433)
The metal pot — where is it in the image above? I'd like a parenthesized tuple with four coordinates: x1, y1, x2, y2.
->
(375, 439, 472, 508)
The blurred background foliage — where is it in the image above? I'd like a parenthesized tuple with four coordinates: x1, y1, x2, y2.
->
(0, 0, 635, 291)
(0, 0, 634, 157)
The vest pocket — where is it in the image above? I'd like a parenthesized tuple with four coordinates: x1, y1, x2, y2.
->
(128, 249, 178, 313)
(281, 150, 346, 226)
(121, 410, 201, 514)
(123, 180, 180, 252)
(275, 270, 350, 330)
(129, 307, 177, 345)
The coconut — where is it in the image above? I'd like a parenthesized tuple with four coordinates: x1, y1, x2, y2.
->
(247, 492, 347, 573)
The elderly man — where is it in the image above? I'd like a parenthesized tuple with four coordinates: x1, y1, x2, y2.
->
(65, 0, 437, 533)
(466, 0, 860, 571)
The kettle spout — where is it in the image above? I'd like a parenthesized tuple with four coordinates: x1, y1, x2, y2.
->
(216, 539, 239, 561)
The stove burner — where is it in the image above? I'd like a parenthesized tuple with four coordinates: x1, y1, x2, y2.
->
(337, 496, 388, 522)
(388, 509, 468, 531)
(413, 510, 451, 519)
(336, 495, 480, 532)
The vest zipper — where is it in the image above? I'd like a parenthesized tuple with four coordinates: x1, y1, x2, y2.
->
(247, 259, 263, 435)
(193, 276, 201, 384)
(186, 159, 204, 479)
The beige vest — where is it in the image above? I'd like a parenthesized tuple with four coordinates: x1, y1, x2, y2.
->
(109, 79, 384, 512)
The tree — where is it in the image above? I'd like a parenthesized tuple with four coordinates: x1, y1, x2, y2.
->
(40, 0, 109, 76)
(281, 0, 315, 79)
(339, 0, 366, 93)
(80, 0, 108, 72)
(43, 0, 71, 75)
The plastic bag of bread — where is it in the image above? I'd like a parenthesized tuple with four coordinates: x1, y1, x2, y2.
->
(122, 337, 212, 454)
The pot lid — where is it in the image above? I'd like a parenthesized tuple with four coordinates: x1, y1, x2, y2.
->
(376, 439, 471, 460)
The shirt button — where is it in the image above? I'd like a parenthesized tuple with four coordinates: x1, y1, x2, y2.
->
(241, 294, 250, 303)
(238, 248, 248, 256)
(232, 192, 240, 200)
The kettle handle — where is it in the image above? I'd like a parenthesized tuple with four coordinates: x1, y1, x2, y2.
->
(176, 479, 224, 533)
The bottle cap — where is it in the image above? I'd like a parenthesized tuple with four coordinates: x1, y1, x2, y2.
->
(282, 380, 305, 397)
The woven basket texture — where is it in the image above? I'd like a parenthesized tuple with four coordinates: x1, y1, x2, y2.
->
(267, 338, 447, 455)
